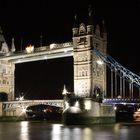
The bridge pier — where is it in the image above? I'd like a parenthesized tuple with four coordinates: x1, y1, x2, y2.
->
(0, 102, 2, 116)
(62, 97, 115, 125)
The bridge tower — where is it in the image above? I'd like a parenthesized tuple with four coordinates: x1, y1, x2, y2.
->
(0, 27, 15, 101)
(72, 12, 107, 98)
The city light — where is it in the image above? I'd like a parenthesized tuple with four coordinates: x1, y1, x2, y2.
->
(19, 96, 24, 101)
(97, 59, 103, 65)
(114, 106, 117, 110)
(26, 44, 34, 53)
(84, 100, 92, 110)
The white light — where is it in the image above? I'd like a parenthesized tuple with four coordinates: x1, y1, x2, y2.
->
(19, 96, 24, 101)
(114, 106, 117, 110)
(84, 100, 92, 110)
(97, 60, 103, 65)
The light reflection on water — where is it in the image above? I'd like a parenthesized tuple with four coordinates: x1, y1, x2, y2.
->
(0, 122, 140, 140)
(20, 121, 29, 140)
(51, 124, 62, 140)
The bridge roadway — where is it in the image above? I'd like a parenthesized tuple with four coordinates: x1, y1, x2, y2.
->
(103, 98, 140, 105)
(0, 43, 73, 63)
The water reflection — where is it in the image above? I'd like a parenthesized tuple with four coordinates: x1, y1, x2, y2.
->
(72, 128, 82, 140)
(0, 122, 140, 140)
(20, 121, 29, 140)
(51, 124, 62, 140)
(83, 127, 93, 140)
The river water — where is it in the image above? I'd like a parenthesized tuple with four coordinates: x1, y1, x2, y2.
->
(0, 121, 140, 140)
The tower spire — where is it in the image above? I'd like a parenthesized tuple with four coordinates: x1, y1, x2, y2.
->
(88, 5, 93, 25)
(102, 20, 106, 32)
(11, 38, 16, 53)
(73, 14, 78, 28)
(88, 5, 92, 17)
(102, 20, 107, 39)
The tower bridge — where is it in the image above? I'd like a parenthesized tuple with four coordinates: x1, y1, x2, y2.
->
(0, 11, 140, 123)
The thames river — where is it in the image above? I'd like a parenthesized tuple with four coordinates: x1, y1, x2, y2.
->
(0, 121, 140, 140)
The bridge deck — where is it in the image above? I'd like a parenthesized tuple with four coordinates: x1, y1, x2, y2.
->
(0, 45, 73, 63)
(2, 100, 64, 111)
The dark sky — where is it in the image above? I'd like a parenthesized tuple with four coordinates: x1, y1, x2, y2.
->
(0, 0, 140, 99)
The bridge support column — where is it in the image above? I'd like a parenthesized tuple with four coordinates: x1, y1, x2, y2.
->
(0, 60, 15, 101)
(63, 96, 115, 125)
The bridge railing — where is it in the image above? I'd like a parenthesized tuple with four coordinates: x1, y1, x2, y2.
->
(2, 100, 64, 111)
(0, 42, 73, 58)
(103, 98, 140, 105)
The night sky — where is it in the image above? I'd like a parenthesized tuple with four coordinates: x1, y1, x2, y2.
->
(0, 0, 140, 99)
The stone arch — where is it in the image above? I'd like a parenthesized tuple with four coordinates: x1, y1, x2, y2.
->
(92, 86, 103, 102)
(0, 92, 8, 101)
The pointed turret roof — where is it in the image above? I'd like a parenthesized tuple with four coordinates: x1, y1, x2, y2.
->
(11, 38, 16, 52)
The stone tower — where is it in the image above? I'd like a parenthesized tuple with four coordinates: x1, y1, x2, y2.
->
(0, 27, 15, 101)
(72, 13, 107, 98)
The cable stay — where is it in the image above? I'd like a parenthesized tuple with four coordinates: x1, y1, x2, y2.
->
(93, 48, 140, 88)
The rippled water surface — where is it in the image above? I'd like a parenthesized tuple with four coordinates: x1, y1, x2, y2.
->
(0, 121, 140, 140)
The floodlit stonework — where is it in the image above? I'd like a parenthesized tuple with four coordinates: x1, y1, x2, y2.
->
(73, 21, 107, 98)
(0, 13, 107, 101)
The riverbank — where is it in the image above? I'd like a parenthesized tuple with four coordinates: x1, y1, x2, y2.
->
(0, 116, 63, 124)
(0, 116, 25, 121)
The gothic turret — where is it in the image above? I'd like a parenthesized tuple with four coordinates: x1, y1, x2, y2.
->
(87, 5, 94, 34)
(72, 14, 79, 37)
(0, 26, 6, 49)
